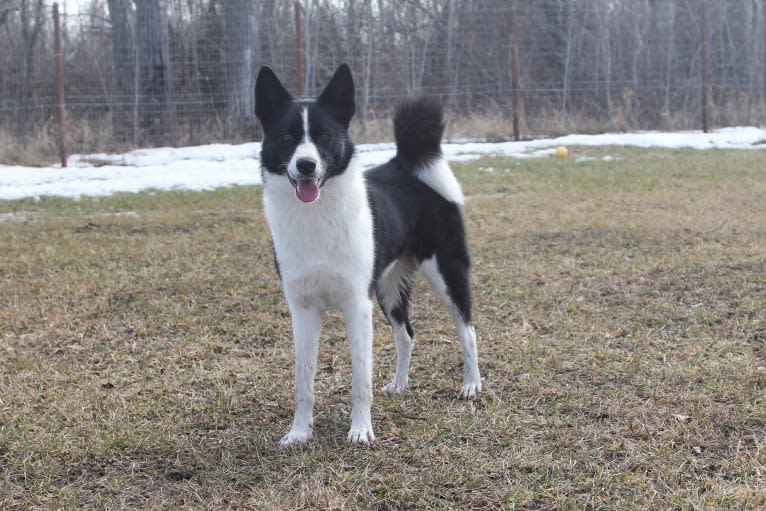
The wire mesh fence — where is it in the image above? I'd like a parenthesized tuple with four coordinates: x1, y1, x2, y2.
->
(1, 0, 765, 162)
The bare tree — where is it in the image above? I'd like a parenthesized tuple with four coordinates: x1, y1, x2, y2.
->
(11, 0, 46, 135)
(135, 0, 170, 143)
(345, 0, 359, 72)
(107, 0, 135, 142)
(223, 0, 257, 136)
(662, 0, 677, 120)
(360, 0, 373, 129)
(0, 0, 14, 28)
(746, 0, 760, 122)
(561, 0, 575, 127)
(19, 0, 45, 93)
(595, 0, 613, 119)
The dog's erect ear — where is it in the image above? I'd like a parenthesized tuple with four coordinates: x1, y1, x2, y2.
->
(255, 66, 293, 127)
(317, 64, 356, 127)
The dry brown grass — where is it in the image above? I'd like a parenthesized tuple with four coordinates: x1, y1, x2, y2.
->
(0, 122, 61, 167)
(1, 148, 765, 509)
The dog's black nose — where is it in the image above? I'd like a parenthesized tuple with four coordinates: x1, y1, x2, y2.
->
(296, 158, 317, 176)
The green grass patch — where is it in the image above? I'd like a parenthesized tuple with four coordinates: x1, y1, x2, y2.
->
(1, 147, 765, 509)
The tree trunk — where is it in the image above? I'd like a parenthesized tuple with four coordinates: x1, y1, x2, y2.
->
(135, 0, 170, 144)
(223, 0, 257, 137)
(561, 0, 575, 128)
(746, 0, 758, 122)
(663, 0, 676, 120)
(107, 0, 134, 142)
(597, 0, 612, 119)
(346, 0, 358, 71)
(445, 0, 457, 109)
(17, 0, 45, 136)
(361, 0, 373, 133)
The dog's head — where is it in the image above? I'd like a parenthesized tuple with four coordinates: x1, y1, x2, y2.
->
(255, 65, 356, 204)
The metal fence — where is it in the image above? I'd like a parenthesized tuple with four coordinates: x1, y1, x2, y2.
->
(1, 0, 765, 161)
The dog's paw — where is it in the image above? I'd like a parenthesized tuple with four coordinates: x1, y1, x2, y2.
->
(347, 426, 375, 445)
(459, 380, 482, 400)
(383, 379, 408, 396)
(279, 429, 312, 448)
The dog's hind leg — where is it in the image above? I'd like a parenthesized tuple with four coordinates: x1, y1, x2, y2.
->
(377, 258, 417, 395)
(383, 311, 414, 396)
(280, 304, 322, 447)
(420, 255, 482, 399)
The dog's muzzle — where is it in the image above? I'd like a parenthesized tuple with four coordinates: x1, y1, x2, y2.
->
(288, 158, 323, 203)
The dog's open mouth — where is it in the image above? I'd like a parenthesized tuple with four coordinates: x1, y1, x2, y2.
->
(289, 177, 322, 203)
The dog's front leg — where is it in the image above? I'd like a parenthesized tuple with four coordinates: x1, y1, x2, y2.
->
(280, 304, 322, 447)
(342, 297, 375, 444)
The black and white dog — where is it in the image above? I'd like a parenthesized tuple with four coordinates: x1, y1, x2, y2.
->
(254, 64, 481, 446)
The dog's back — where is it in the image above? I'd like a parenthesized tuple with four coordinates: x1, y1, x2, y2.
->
(366, 98, 469, 290)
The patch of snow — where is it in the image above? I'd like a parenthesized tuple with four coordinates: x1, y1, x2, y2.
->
(2, 127, 765, 200)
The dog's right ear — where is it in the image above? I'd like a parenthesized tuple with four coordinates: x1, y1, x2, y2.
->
(317, 64, 355, 128)
(255, 66, 293, 127)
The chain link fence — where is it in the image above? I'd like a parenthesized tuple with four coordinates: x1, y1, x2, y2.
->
(1, 0, 765, 163)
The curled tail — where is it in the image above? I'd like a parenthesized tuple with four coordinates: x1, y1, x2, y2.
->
(394, 98, 445, 168)
(393, 98, 464, 204)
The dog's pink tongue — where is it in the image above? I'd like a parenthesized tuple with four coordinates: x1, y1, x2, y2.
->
(296, 179, 320, 203)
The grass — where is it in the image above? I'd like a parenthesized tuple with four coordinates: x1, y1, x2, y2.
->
(1, 147, 765, 509)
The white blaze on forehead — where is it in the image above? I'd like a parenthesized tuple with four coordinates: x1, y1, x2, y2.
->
(301, 106, 310, 142)
(288, 105, 323, 178)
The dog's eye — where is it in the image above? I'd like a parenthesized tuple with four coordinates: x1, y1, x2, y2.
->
(282, 133, 293, 142)
(317, 132, 331, 143)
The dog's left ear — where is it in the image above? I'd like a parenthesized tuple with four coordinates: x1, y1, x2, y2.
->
(317, 64, 356, 127)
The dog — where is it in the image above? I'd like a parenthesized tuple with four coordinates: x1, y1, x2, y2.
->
(254, 64, 482, 446)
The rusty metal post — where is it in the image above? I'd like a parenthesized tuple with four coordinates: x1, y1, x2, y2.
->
(53, 3, 68, 167)
(294, 1, 306, 97)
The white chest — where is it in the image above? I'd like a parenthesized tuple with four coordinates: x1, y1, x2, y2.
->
(262, 166, 374, 310)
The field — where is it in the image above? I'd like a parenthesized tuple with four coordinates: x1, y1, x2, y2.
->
(1, 147, 765, 509)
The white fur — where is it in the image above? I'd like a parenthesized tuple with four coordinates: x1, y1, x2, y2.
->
(415, 158, 465, 204)
(342, 297, 375, 444)
(280, 304, 321, 446)
(382, 321, 413, 395)
(420, 257, 482, 398)
(301, 106, 309, 137)
(263, 157, 373, 310)
(263, 156, 376, 445)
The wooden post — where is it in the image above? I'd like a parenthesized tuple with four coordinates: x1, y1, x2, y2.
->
(53, 3, 68, 167)
(509, 0, 521, 141)
(294, 1, 305, 97)
(700, 0, 710, 133)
